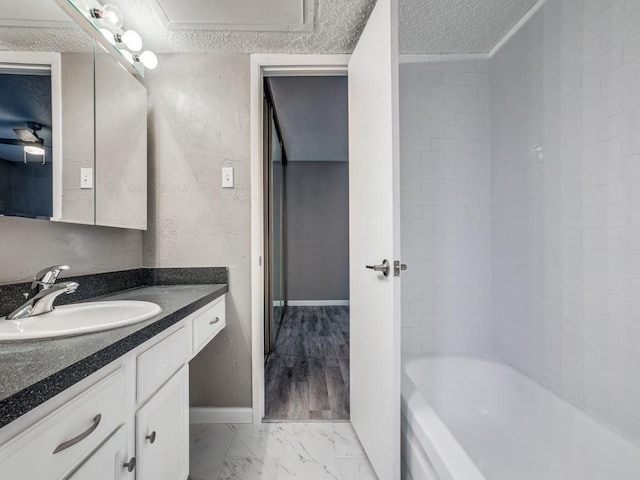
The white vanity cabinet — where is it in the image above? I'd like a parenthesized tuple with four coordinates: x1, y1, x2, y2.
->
(135, 367, 189, 480)
(68, 426, 130, 480)
(0, 293, 226, 480)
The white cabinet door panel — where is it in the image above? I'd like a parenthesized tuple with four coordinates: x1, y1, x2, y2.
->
(136, 366, 189, 480)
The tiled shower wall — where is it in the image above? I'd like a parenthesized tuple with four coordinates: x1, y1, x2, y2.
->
(491, 0, 640, 443)
(399, 59, 492, 354)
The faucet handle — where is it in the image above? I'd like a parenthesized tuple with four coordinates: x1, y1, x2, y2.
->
(32, 265, 71, 289)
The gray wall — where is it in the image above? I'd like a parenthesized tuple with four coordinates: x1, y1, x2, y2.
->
(268, 76, 349, 162)
(285, 161, 349, 301)
(0, 217, 142, 284)
(143, 54, 252, 408)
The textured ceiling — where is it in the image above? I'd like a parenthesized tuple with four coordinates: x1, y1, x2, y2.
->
(0, 0, 92, 52)
(102, 0, 376, 53)
(399, 0, 538, 54)
(268, 76, 348, 162)
(108, 0, 539, 53)
(0, 0, 540, 55)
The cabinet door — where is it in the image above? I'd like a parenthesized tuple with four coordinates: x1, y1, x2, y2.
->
(94, 50, 147, 230)
(136, 366, 189, 480)
(68, 426, 131, 480)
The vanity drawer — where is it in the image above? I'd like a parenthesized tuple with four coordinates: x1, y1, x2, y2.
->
(0, 367, 126, 480)
(192, 297, 226, 357)
(137, 326, 189, 404)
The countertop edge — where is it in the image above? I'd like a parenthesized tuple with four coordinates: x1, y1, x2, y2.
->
(0, 284, 228, 430)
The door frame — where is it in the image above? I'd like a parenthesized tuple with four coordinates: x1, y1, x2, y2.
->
(0, 52, 63, 221)
(250, 54, 350, 423)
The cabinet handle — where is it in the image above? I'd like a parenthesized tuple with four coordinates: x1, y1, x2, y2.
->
(53, 414, 102, 454)
(146, 431, 157, 444)
(123, 456, 136, 472)
(209, 317, 220, 325)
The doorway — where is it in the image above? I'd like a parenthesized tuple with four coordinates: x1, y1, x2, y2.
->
(250, 15, 401, 473)
(262, 75, 350, 421)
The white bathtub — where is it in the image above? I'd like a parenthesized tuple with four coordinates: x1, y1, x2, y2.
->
(401, 354, 640, 480)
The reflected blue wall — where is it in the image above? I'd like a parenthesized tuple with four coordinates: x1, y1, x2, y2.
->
(0, 72, 53, 218)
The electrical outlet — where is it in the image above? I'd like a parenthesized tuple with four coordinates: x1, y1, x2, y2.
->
(222, 167, 234, 188)
(81, 168, 93, 189)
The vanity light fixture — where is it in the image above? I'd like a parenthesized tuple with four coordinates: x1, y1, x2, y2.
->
(136, 51, 158, 70)
(72, 0, 159, 72)
(122, 50, 158, 70)
(24, 146, 46, 165)
(99, 28, 143, 52)
(115, 30, 143, 52)
(89, 4, 123, 29)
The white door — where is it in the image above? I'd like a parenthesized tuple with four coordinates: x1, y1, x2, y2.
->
(348, 0, 401, 478)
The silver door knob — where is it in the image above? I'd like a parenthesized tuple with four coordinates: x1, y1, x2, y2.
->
(366, 259, 390, 277)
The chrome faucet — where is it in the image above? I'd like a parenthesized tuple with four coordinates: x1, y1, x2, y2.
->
(7, 282, 79, 320)
(25, 265, 71, 300)
(6, 265, 78, 320)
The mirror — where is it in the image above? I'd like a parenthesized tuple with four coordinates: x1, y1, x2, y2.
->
(94, 50, 147, 229)
(0, 0, 148, 230)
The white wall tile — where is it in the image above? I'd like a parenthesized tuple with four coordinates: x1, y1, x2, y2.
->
(491, 0, 640, 445)
(400, 60, 492, 355)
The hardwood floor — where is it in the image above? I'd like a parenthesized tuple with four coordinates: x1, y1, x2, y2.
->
(265, 306, 350, 421)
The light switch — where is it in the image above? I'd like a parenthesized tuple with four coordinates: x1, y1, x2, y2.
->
(222, 167, 234, 188)
(81, 168, 93, 189)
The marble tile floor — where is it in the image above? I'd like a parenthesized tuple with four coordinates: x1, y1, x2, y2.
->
(188, 422, 378, 480)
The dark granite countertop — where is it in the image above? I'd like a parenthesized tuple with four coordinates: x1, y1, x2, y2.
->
(0, 283, 227, 429)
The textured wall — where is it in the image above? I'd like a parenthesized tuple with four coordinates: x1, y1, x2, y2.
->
(143, 54, 252, 408)
(0, 217, 142, 284)
(285, 161, 350, 301)
(399, 59, 492, 355)
(491, 0, 640, 444)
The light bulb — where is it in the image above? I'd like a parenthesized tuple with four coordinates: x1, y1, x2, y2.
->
(117, 30, 142, 52)
(99, 28, 116, 45)
(24, 145, 45, 155)
(90, 4, 123, 29)
(137, 51, 158, 70)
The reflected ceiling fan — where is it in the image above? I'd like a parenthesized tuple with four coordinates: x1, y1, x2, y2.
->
(0, 122, 47, 164)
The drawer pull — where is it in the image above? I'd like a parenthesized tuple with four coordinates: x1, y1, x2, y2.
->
(146, 431, 157, 444)
(124, 456, 136, 472)
(53, 414, 102, 454)
(209, 317, 220, 325)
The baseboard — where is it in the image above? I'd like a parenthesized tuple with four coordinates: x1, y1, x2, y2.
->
(189, 407, 253, 424)
(287, 300, 350, 306)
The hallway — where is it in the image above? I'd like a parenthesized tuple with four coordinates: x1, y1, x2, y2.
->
(265, 306, 350, 420)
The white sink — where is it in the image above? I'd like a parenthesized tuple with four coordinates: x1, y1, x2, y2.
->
(0, 301, 162, 341)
